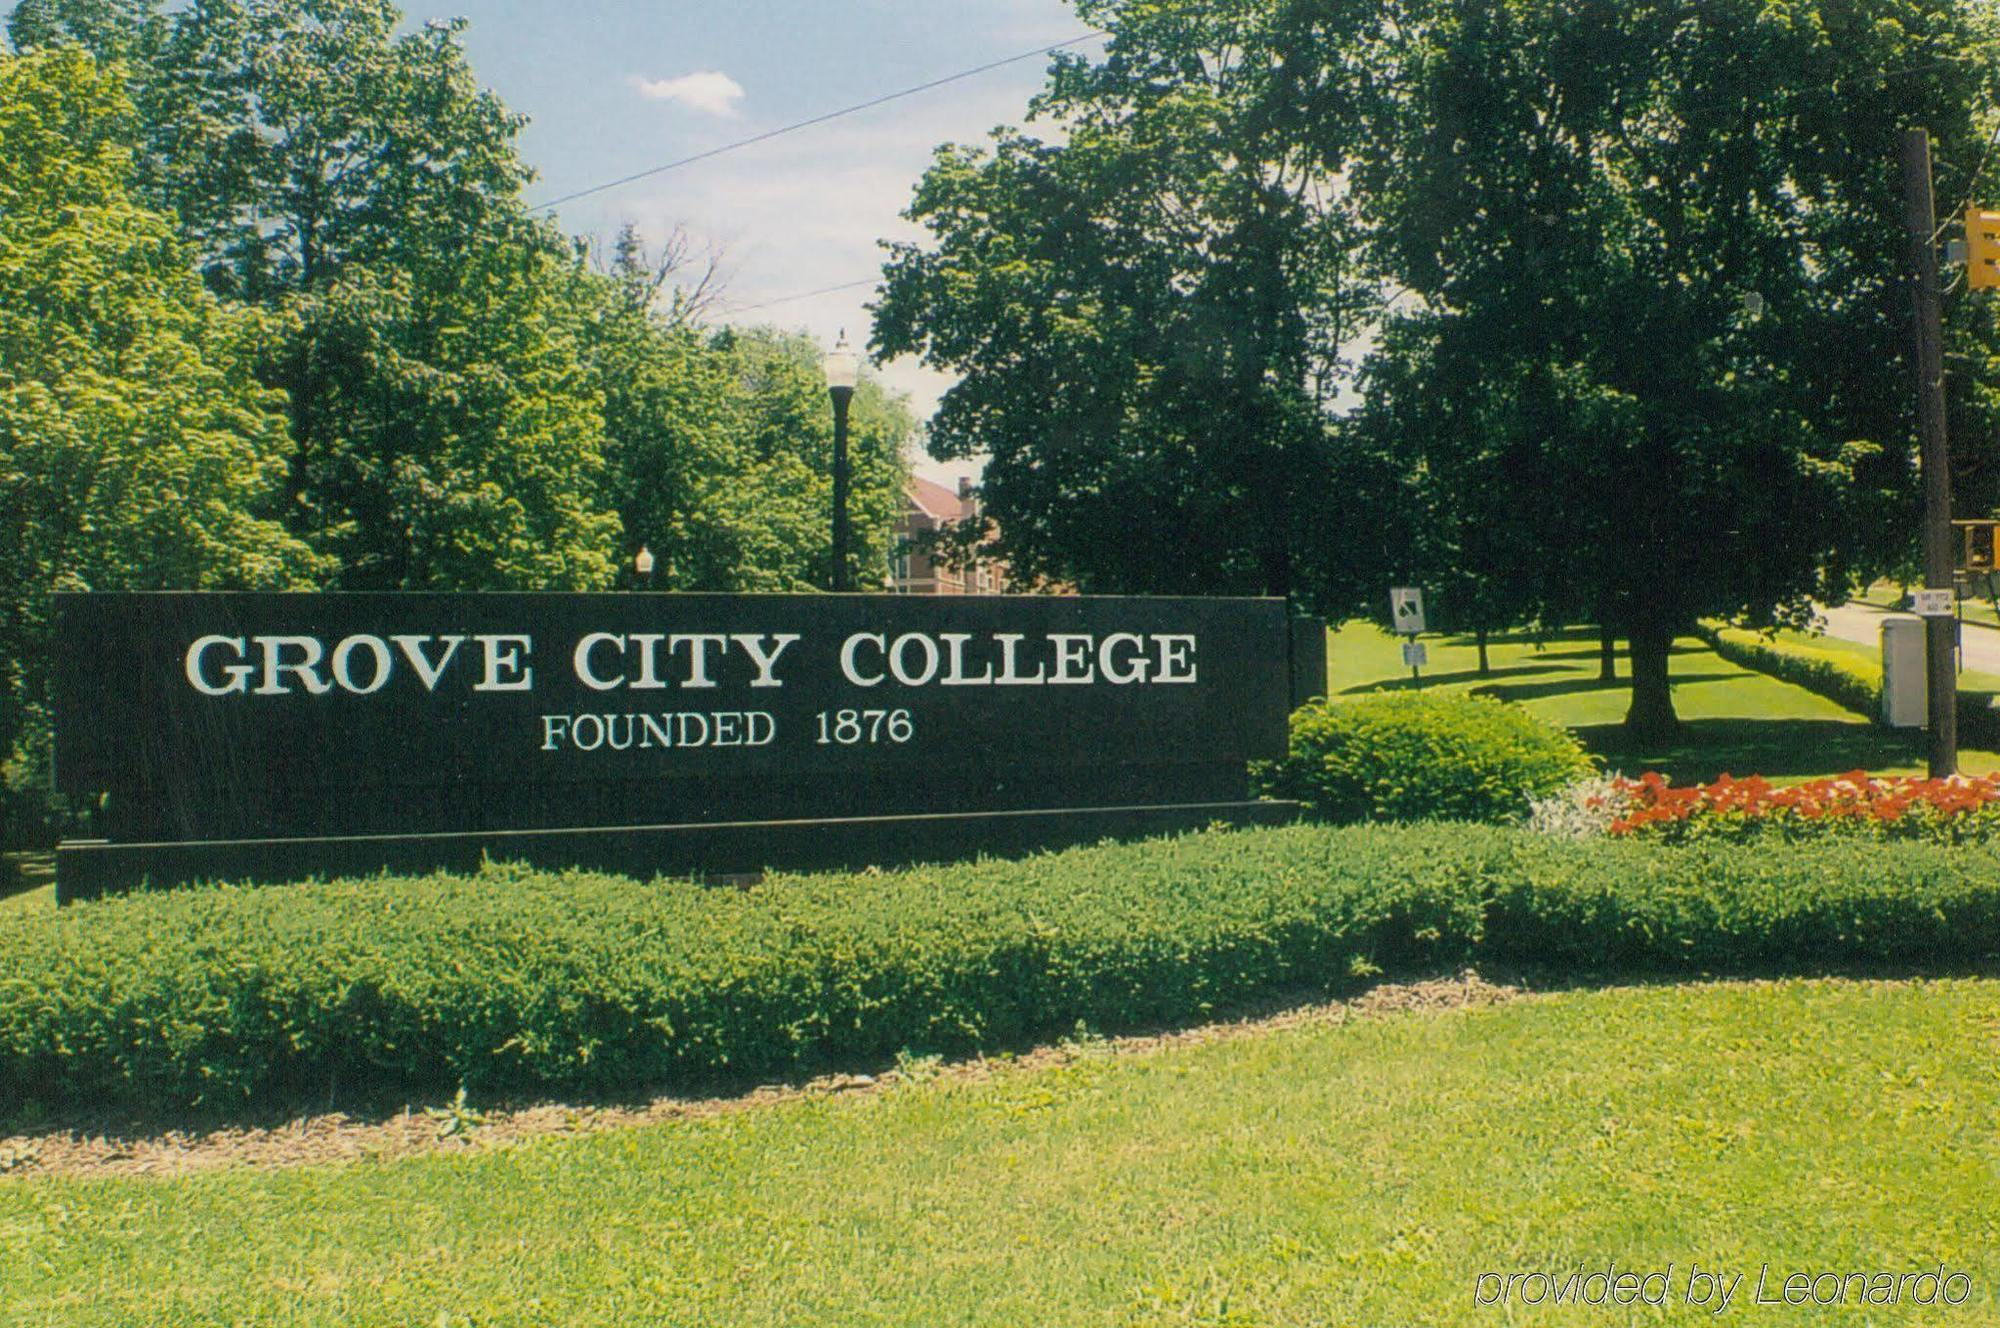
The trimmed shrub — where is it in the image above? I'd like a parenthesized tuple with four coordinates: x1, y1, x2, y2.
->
(1695, 620, 2000, 746)
(1483, 835, 2000, 972)
(6, 826, 1999, 1114)
(1258, 692, 1594, 824)
(0, 825, 1502, 1113)
(1694, 622, 1880, 717)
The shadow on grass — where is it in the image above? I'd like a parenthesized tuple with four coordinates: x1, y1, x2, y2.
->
(0, 853, 52, 905)
(1341, 664, 1574, 695)
(1472, 672, 1741, 705)
(1575, 718, 1929, 784)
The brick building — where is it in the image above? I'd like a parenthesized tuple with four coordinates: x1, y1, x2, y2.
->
(890, 476, 1010, 595)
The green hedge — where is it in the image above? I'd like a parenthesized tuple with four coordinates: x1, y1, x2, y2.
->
(1256, 692, 1594, 823)
(5, 825, 2000, 1114)
(1694, 621, 1882, 717)
(1693, 619, 2000, 745)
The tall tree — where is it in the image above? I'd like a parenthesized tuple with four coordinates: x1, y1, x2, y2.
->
(711, 327, 914, 593)
(10, 0, 624, 590)
(577, 235, 913, 593)
(1352, 0, 2000, 738)
(875, 0, 1376, 604)
(0, 47, 320, 838)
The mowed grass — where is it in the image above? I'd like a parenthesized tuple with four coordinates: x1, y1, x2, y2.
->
(1328, 622, 2000, 783)
(1761, 624, 2000, 694)
(0, 856, 52, 916)
(2, 979, 1996, 1326)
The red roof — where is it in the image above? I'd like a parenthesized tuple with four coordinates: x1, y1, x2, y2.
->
(907, 475, 966, 521)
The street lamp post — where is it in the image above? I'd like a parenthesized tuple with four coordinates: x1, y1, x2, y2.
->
(634, 545, 655, 591)
(823, 331, 859, 593)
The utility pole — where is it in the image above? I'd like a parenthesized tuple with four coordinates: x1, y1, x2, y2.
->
(1902, 128, 1958, 777)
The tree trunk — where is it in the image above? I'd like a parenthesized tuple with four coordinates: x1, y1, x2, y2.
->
(1476, 625, 1491, 677)
(1599, 624, 1617, 682)
(1624, 622, 1679, 742)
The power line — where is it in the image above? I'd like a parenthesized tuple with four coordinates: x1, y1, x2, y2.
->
(704, 43, 2000, 322)
(529, 31, 1108, 214)
(719, 277, 879, 317)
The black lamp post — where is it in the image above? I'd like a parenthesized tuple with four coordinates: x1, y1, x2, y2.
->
(634, 545, 655, 590)
(823, 331, 859, 592)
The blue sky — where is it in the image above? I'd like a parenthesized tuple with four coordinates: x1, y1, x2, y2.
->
(460, 1, 1096, 463)
(464, 1, 1098, 471)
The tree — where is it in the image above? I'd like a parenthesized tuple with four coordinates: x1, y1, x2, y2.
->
(875, 0, 1376, 605)
(11, 0, 625, 590)
(579, 235, 914, 592)
(1351, 0, 2000, 739)
(710, 327, 914, 592)
(0, 47, 320, 838)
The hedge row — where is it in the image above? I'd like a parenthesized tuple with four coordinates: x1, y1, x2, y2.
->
(4, 825, 2000, 1113)
(1694, 621, 1882, 717)
(1694, 619, 2000, 745)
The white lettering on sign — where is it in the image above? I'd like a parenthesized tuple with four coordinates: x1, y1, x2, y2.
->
(474, 635, 534, 692)
(841, 633, 888, 687)
(669, 634, 730, 688)
(540, 711, 777, 752)
(331, 635, 393, 695)
(940, 634, 995, 686)
(255, 635, 332, 696)
(889, 633, 942, 686)
(1156, 635, 1198, 683)
(182, 630, 1203, 696)
(186, 635, 254, 696)
(837, 632, 1198, 689)
(995, 634, 1046, 686)
(733, 633, 800, 687)
(188, 633, 473, 696)
(1050, 634, 1095, 685)
(391, 635, 465, 690)
(1098, 633, 1150, 685)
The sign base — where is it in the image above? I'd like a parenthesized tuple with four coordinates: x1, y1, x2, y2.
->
(55, 801, 1303, 904)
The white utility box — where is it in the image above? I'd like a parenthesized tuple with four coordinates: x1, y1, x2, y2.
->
(1881, 614, 1928, 729)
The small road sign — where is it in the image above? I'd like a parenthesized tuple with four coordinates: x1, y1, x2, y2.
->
(1391, 587, 1426, 635)
(1913, 589, 1955, 617)
(1402, 640, 1429, 670)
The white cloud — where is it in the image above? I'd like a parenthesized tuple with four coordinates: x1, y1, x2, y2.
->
(631, 70, 746, 118)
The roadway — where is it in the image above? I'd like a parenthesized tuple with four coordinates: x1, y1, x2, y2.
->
(1814, 599, 2000, 676)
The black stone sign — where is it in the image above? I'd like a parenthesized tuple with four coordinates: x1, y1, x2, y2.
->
(54, 593, 1319, 899)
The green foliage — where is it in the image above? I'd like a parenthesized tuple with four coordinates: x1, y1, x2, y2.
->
(0, 47, 321, 844)
(9, 825, 1997, 1114)
(1694, 622, 1882, 718)
(1693, 620, 2000, 748)
(1480, 835, 2000, 972)
(0, 825, 1496, 1111)
(577, 236, 913, 591)
(1353, 0, 2000, 735)
(9, 2, 918, 600)
(705, 326, 912, 591)
(1258, 694, 1594, 823)
(874, 0, 1375, 603)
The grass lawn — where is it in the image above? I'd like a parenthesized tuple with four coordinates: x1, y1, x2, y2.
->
(1328, 622, 2000, 783)
(0, 856, 52, 917)
(1768, 624, 2000, 694)
(2, 978, 1994, 1326)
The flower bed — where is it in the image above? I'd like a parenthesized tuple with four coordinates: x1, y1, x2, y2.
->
(1606, 770, 2000, 844)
